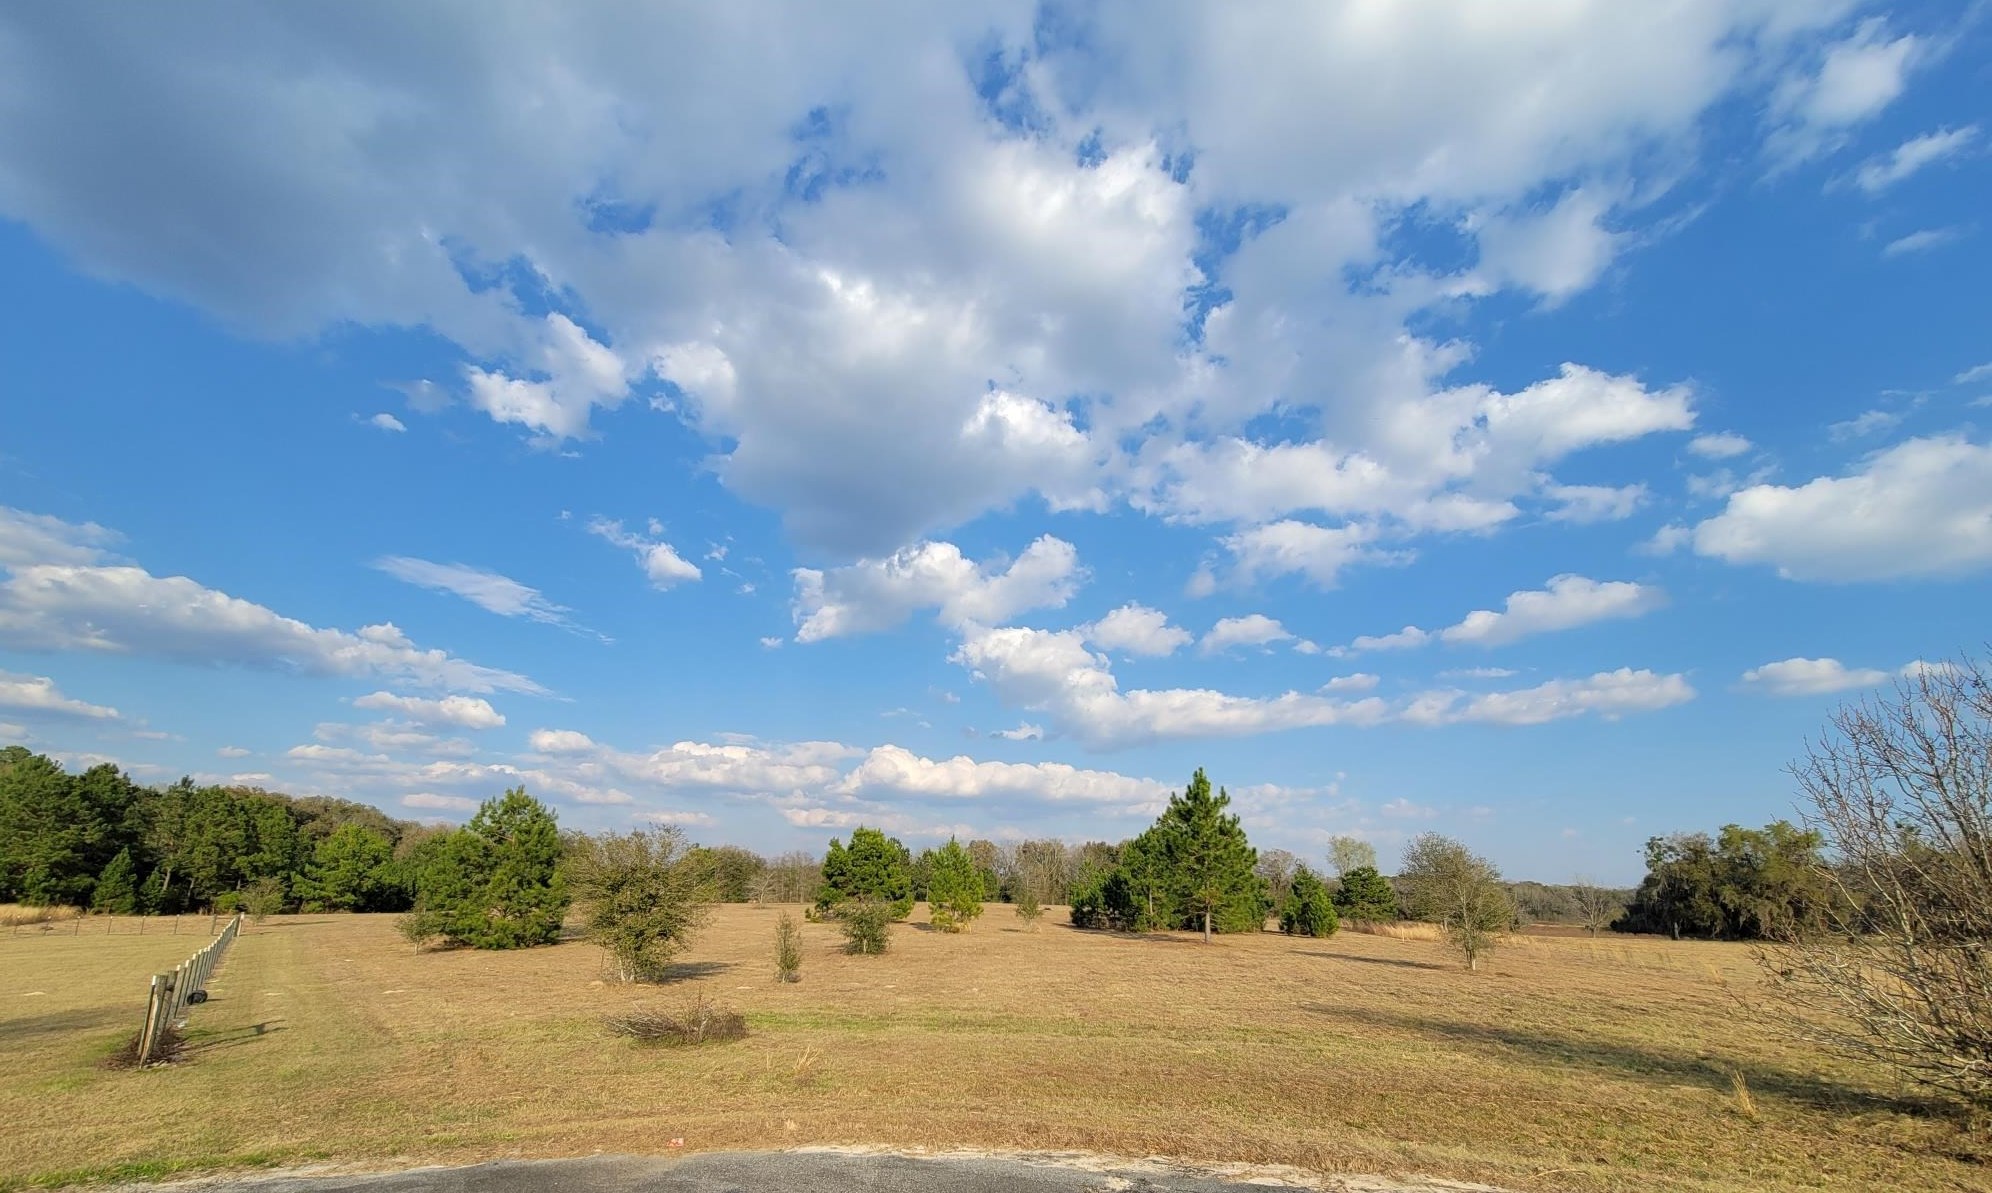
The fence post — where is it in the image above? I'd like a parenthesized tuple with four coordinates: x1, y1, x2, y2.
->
(133, 914, 244, 1066)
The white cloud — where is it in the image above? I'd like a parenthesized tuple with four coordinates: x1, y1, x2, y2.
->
(366, 412, 407, 433)
(1200, 614, 1302, 655)
(758, 636, 784, 649)
(1828, 408, 1903, 440)
(1541, 481, 1648, 523)
(1883, 228, 1963, 258)
(1767, 18, 1925, 166)
(1321, 674, 1379, 693)
(1346, 575, 1663, 653)
(1437, 667, 1517, 679)
(1404, 668, 1695, 726)
(352, 691, 505, 730)
(529, 729, 597, 755)
(1441, 575, 1666, 647)
(1688, 432, 1753, 459)
(1085, 603, 1191, 658)
(991, 723, 1044, 741)
(1380, 798, 1439, 820)
(587, 517, 701, 589)
(837, 744, 1168, 809)
(638, 809, 718, 827)
(0, 506, 120, 568)
(216, 746, 250, 758)
(1223, 520, 1405, 589)
(0, 670, 119, 720)
(402, 792, 480, 813)
(0, 517, 543, 695)
(1739, 657, 1890, 696)
(1853, 125, 1978, 193)
(0, 7, 1863, 561)
(792, 535, 1081, 642)
(1692, 436, 1992, 580)
(373, 556, 585, 632)
(1954, 363, 1992, 386)
(316, 720, 476, 758)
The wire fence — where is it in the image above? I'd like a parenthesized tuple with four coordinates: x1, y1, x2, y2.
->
(137, 913, 243, 1065)
(5, 911, 234, 937)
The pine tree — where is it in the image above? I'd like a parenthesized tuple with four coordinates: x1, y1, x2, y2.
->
(299, 823, 394, 911)
(926, 837, 984, 932)
(816, 826, 913, 919)
(1332, 865, 1399, 923)
(91, 847, 140, 914)
(1157, 768, 1263, 942)
(418, 788, 569, 949)
(1279, 865, 1338, 937)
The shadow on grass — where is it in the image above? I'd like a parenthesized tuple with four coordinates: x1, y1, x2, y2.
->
(0, 1005, 125, 1045)
(650, 960, 735, 982)
(182, 1021, 287, 1057)
(1294, 950, 1449, 972)
(1303, 1001, 1946, 1119)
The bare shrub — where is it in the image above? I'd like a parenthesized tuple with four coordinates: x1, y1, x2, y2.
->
(1761, 656, 1992, 1113)
(1570, 877, 1624, 937)
(606, 993, 747, 1046)
(1399, 833, 1514, 971)
(773, 912, 802, 983)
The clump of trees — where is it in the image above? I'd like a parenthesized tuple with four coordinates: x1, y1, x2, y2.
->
(1070, 769, 1262, 941)
(817, 826, 913, 919)
(1279, 866, 1337, 937)
(564, 825, 710, 981)
(1399, 833, 1513, 971)
(1615, 820, 1832, 940)
(1759, 657, 1992, 1114)
(925, 837, 984, 932)
(1332, 864, 1399, 923)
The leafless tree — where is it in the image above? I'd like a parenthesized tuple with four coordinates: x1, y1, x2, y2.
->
(1327, 834, 1377, 880)
(1570, 877, 1622, 936)
(1760, 656, 1992, 1113)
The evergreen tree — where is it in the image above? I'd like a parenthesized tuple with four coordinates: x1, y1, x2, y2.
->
(926, 837, 984, 932)
(1279, 865, 1337, 937)
(1156, 768, 1263, 942)
(299, 823, 395, 911)
(419, 788, 570, 949)
(91, 847, 140, 914)
(1068, 866, 1138, 930)
(1332, 865, 1399, 922)
(816, 826, 913, 919)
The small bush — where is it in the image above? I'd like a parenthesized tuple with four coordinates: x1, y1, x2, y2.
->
(241, 877, 287, 922)
(1014, 885, 1044, 929)
(1069, 868, 1138, 931)
(837, 898, 892, 954)
(396, 909, 441, 954)
(1279, 866, 1338, 938)
(606, 994, 747, 1046)
(774, 912, 803, 983)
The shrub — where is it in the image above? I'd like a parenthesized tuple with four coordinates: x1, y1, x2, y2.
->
(565, 826, 711, 982)
(837, 898, 893, 954)
(926, 837, 984, 933)
(774, 912, 802, 983)
(1069, 868, 1138, 931)
(1013, 884, 1044, 929)
(1332, 865, 1399, 923)
(1279, 865, 1338, 937)
(396, 909, 441, 953)
(606, 993, 747, 1046)
(1400, 833, 1513, 971)
(241, 876, 287, 922)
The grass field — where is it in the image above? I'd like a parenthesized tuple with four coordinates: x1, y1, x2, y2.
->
(0, 906, 1981, 1193)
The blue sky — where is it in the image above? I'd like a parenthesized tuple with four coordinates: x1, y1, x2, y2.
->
(1, 3, 1987, 884)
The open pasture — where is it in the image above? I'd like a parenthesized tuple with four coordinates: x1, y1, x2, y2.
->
(0, 907, 1978, 1193)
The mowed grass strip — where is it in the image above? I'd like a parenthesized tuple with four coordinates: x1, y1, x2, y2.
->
(0, 906, 1978, 1193)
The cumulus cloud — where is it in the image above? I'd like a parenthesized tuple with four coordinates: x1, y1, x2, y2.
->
(0, 510, 542, 694)
(1345, 575, 1664, 653)
(792, 536, 1081, 642)
(1540, 482, 1647, 524)
(1403, 669, 1694, 726)
(1692, 436, 1992, 580)
(1085, 603, 1191, 658)
(352, 691, 505, 730)
(587, 517, 701, 589)
(0, 5, 1858, 564)
(1321, 674, 1379, 693)
(1738, 657, 1890, 696)
(366, 412, 407, 433)
(1223, 521, 1404, 589)
(1853, 125, 1978, 193)
(0, 670, 120, 720)
(836, 745, 1169, 810)
(1200, 614, 1311, 655)
(1688, 432, 1753, 459)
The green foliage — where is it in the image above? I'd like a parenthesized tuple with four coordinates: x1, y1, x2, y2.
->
(1155, 768, 1263, 940)
(1327, 834, 1377, 879)
(1013, 882, 1044, 928)
(836, 898, 893, 954)
(1279, 865, 1338, 937)
(816, 826, 913, 919)
(926, 837, 985, 932)
(1332, 865, 1399, 922)
(297, 823, 396, 911)
(417, 788, 569, 949)
(774, 911, 803, 983)
(565, 826, 711, 981)
(1400, 833, 1514, 971)
(241, 876, 287, 921)
(91, 847, 140, 914)
(396, 909, 441, 953)
(1617, 821, 1832, 940)
(686, 844, 766, 902)
(1068, 867, 1138, 931)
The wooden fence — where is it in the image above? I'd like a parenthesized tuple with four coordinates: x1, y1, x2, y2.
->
(136, 913, 243, 1065)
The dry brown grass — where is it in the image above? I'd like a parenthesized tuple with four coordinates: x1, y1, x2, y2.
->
(0, 906, 1979, 1193)
(0, 903, 83, 929)
(1345, 920, 1442, 941)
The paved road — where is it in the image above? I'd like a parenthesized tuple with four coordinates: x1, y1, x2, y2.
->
(150, 1151, 1508, 1193)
